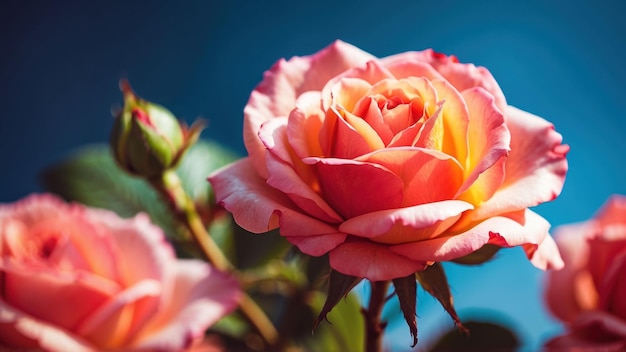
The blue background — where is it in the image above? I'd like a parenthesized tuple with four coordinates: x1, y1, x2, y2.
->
(2, 1, 625, 350)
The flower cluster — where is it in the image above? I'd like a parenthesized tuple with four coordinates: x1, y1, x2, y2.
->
(11, 40, 626, 352)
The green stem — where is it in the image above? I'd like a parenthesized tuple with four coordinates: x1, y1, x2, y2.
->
(152, 170, 279, 348)
(363, 280, 390, 352)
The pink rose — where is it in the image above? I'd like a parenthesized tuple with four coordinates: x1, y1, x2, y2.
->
(209, 40, 568, 281)
(0, 194, 240, 351)
(544, 195, 626, 351)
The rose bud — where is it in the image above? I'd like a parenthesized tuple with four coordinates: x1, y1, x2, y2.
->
(110, 80, 204, 178)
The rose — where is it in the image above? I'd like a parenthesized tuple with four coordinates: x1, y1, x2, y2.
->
(0, 194, 240, 351)
(209, 40, 568, 281)
(544, 195, 626, 351)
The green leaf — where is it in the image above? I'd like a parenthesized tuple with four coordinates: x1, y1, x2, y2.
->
(176, 139, 238, 204)
(39, 144, 178, 235)
(430, 320, 520, 351)
(231, 226, 292, 269)
(39, 140, 239, 242)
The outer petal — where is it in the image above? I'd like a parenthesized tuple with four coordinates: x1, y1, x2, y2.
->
(1, 263, 118, 332)
(381, 49, 507, 113)
(0, 301, 94, 352)
(244, 40, 376, 178)
(545, 330, 626, 352)
(339, 200, 473, 243)
(545, 310, 626, 351)
(391, 209, 562, 268)
(321, 60, 395, 110)
(571, 310, 626, 339)
(88, 211, 173, 289)
(266, 153, 342, 223)
(0, 193, 68, 224)
(595, 195, 626, 235)
(132, 261, 240, 351)
(528, 233, 563, 272)
(329, 240, 426, 281)
(465, 106, 568, 221)
(75, 279, 162, 348)
(285, 234, 348, 256)
(209, 159, 339, 237)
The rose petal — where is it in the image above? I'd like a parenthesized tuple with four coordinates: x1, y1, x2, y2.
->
(572, 310, 626, 339)
(319, 106, 384, 159)
(455, 87, 510, 203)
(386, 101, 443, 149)
(265, 152, 343, 223)
(353, 97, 394, 144)
(0, 301, 94, 351)
(383, 59, 447, 82)
(303, 157, 404, 219)
(594, 195, 626, 234)
(545, 330, 626, 352)
(356, 147, 464, 206)
(259, 116, 292, 165)
(132, 261, 240, 351)
(321, 60, 395, 110)
(88, 211, 173, 287)
(329, 240, 426, 281)
(209, 159, 340, 237)
(339, 200, 473, 243)
(430, 79, 470, 163)
(391, 209, 560, 268)
(328, 77, 372, 113)
(381, 50, 507, 113)
(594, 243, 626, 320)
(76, 279, 162, 348)
(1, 262, 119, 332)
(369, 77, 437, 135)
(545, 222, 595, 323)
(285, 234, 347, 256)
(244, 40, 376, 178)
(464, 106, 568, 221)
(526, 230, 564, 270)
(287, 91, 325, 159)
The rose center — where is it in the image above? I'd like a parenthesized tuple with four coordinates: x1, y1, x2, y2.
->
(39, 236, 59, 259)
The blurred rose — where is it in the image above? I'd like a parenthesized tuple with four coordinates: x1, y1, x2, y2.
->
(0, 194, 240, 351)
(545, 195, 626, 351)
(209, 40, 568, 281)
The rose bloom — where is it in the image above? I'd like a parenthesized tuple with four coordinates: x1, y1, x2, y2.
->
(0, 194, 240, 351)
(209, 40, 568, 281)
(544, 195, 626, 351)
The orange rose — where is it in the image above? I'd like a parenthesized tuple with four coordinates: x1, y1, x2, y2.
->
(210, 41, 568, 281)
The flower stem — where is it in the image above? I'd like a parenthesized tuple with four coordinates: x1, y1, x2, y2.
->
(152, 170, 279, 348)
(363, 280, 390, 352)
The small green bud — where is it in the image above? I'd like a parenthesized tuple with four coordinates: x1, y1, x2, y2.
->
(110, 80, 204, 178)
